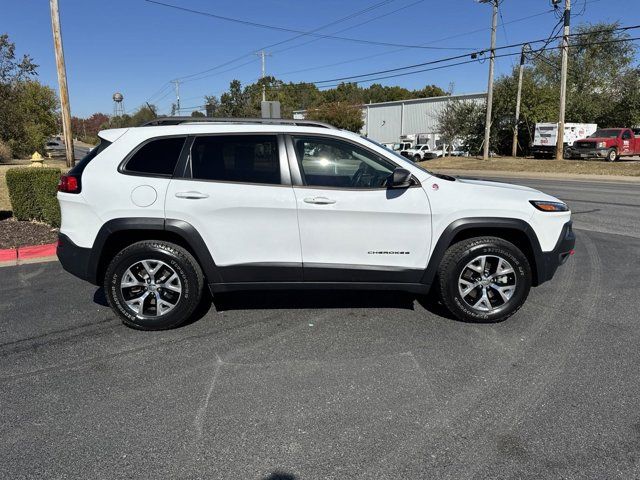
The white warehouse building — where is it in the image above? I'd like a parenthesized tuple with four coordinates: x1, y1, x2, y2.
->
(294, 92, 486, 148)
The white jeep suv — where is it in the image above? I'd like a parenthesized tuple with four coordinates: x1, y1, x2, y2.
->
(57, 118, 575, 330)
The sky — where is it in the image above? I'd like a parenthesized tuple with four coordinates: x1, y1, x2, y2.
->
(2, 0, 639, 117)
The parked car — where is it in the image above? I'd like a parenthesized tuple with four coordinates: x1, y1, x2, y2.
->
(404, 144, 436, 162)
(44, 140, 65, 156)
(56, 117, 574, 330)
(567, 128, 640, 161)
(531, 123, 598, 159)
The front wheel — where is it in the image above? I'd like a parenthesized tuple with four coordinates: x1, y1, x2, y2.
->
(606, 148, 618, 162)
(436, 237, 532, 323)
(104, 240, 204, 330)
(413, 154, 422, 162)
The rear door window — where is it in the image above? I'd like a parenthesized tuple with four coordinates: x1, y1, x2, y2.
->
(190, 135, 281, 185)
(124, 136, 186, 176)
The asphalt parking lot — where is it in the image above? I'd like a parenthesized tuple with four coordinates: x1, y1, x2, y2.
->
(1, 177, 639, 479)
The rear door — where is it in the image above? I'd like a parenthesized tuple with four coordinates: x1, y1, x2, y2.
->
(165, 133, 302, 282)
(287, 134, 432, 283)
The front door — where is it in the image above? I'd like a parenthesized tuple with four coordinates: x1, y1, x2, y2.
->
(287, 135, 432, 283)
(165, 134, 302, 282)
(621, 129, 633, 155)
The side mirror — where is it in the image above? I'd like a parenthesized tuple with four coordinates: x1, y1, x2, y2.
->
(387, 168, 413, 189)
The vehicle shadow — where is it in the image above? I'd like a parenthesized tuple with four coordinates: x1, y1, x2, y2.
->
(212, 288, 458, 321)
(262, 473, 297, 480)
(94, 287, 459, 325)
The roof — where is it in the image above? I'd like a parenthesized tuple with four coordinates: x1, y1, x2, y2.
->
(97, 123, 364, 144)
(140, 116, 336, 129)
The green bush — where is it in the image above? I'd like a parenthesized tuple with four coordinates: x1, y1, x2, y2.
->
(6, 167, 61, 227)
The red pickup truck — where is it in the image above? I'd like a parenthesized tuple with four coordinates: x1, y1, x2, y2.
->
(568, 128, 640, 161)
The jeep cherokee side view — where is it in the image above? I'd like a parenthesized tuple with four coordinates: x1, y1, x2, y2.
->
(56, 118, 575, 330)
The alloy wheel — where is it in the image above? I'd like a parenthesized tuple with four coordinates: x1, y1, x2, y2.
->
(120, 259, 182, 317)
(458, 255, 517, 312)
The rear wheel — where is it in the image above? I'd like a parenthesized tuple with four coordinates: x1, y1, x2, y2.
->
(437, 237, 532, 323)
(606, 148, 618, 162)
(104, 240, 204, 330)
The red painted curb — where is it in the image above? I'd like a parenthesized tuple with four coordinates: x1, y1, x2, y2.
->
(17, 243, 57, 260)
(0, 248, 18, 262)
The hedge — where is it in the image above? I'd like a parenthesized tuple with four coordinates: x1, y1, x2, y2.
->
(6, 167, 61, 227)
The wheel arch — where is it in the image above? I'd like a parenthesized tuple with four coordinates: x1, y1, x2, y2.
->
(422, 217, 545, 287)
(89, 218, 221, 285)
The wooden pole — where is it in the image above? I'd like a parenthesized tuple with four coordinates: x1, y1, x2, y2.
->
(49, 0, 75, 167)
(482, 0, 498, 160)
(555, 0, 571, 160)
(512, 44, 528, 158)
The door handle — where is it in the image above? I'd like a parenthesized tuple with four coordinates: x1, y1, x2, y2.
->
(175, 191, 209, 199)
(304, 196, 336, 205)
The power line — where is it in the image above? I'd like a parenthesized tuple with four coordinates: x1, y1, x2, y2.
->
(174, 0, 404, 84)
(313, 35, 640, 88)
(145, 0, 474, 52)
(272, 8, 556, 78)
(271, 0, 428, 56)
(135, 0, 400, 106)
(309, 24, 640, 85)
(166, 34, 640, 113)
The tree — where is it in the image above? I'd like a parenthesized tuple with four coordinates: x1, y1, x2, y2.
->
(307, 102, 364, 132)
(0, 34, 37, 83)
(108, 104, 157, 128)
(438, 100, 486, 155)
(491, 22, 640, 155)
(219, 80, 253, 117)
(191, 110, 205, 117)
(204, 95, 221, 117)
(71, 112, 109, 144)
(0, 34, 57, 157)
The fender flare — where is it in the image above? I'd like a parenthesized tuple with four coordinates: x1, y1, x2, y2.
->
(88, 217, 221, 284)
(421, 217, 544, 287)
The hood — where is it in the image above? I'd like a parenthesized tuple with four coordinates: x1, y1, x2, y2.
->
(454, 177, 541, 194)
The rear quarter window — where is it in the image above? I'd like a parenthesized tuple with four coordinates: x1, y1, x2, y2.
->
(123, 136, 186, 176)
(69, 138, 112, 176)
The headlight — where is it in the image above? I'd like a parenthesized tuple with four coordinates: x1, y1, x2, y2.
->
(530, 200, 569, 212)
(597, 142, 606, 148)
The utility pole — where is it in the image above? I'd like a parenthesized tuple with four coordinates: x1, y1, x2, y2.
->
(512, 43, 529, 158)
(556, 0, 571, 160)
(479, 0, 498, 161)
(171, 80, 181, 115)
(256, 50, 272, 102)
(49, 0, 75, 167)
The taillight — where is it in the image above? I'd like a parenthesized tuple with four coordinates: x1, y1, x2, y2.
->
(58, 175, 80, 193)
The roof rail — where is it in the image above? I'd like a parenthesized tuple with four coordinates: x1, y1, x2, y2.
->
(139, 117, 337, 129)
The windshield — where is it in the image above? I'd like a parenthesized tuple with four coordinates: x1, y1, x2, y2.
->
(360, 136, 432, 175)
(589, 129, 620, 138)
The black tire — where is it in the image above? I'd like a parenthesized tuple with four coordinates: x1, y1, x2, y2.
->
(606, 148, 618, 162)
(413, 154, 422, 162)
(104, 240, 204, 330)
(436, 236, 532, 323)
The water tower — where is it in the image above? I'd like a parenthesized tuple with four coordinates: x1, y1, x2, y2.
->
(113, 92, 125, 116)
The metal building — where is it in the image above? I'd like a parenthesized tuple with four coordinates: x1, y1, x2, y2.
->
(294, 92, 486, 148)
